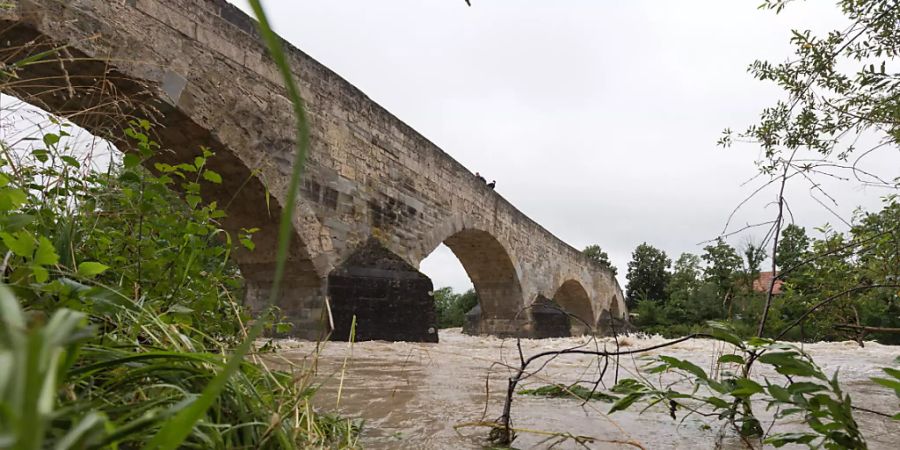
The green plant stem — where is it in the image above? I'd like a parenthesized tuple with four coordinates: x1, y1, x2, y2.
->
(145, 0, 310, 448)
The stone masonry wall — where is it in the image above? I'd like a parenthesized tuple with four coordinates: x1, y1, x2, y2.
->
(1, 0, 627, 338)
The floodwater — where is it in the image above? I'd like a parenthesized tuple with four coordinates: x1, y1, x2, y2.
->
(276, 329, 900, 449)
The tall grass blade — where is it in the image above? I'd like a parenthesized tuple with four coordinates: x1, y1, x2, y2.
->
(144, 1, 311, 448)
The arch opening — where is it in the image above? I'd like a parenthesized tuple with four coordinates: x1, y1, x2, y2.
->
(552, 280, 594, 336)
(422, 228, 525, 336)
(420, 243, 477, 330)
(0, 24, 324, 336)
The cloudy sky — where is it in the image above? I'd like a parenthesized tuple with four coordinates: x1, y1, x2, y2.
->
(229, 0, 897, 292)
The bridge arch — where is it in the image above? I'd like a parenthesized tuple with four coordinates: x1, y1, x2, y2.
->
(441, 228, 525, 323)
(0, 20, 331, 332)
(551, 279, 594, 335)
(1, 0, 628, 340)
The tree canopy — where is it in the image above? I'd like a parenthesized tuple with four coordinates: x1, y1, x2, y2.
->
(625, 243, 671, 307)
(582, 244, 617, 276)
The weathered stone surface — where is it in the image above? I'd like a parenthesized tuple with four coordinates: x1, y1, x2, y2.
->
(530, 297, 572, 339)
(328, 239, 437, 342)
(0, 0, 627, 340)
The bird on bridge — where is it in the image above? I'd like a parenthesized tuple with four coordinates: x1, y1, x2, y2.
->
(487, 180, 496, 189)
(465, 0, 471, 5)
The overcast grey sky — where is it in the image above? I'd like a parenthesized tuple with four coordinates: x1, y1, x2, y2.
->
(230, 0, 898, 292)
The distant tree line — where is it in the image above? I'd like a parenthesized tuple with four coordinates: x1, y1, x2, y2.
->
(618, 199, 900, 343)
(433, 287, 479, 328)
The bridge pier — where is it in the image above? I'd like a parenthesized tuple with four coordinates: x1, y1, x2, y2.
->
(241, 262, 328, 340)
(326, 239, 438, 342)
(0, 0, 627, 343)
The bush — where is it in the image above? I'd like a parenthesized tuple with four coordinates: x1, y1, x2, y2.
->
(434, 287, 479, 328)
(0, 118, 357, 448)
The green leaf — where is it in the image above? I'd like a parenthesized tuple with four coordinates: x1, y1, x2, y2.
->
(32, 264, 49, 283)
(77, 262, 109, 277)
(154, 162, 175, 173)
(0, 214, 35, 231)
(747, 336, 773, 347)
(168, 304, 194, 314)
(787, 382, 825, 395)
(1, 230, 35, 257)
(765, 432, 817, 447)
(757, 351, 818, 378)
(202, 170, 222, 184)
(0, 172, 9, 187)
(42, 133, 60, 147)
(872, 377, 900, 395)
(60, 155, 80, 168)
(659, 355, 709, 381)
(767, 384, 791, 403)
(883, 367, 900, 380)
(718, 354, 745, 365)
(34, 236, 59, 265)
(0, 187, 28, 211)
(708, 321, 745, 348)
(608, 392, 645, 414)
(118, 171, 141, 183)
(731, 378, 765, 397)
(176, 163, 197, 173)
(185, 195, 202, 209)
(123, 153, 141, 169)
(31, 149, 49, 162)
(705, 396, 730, 409)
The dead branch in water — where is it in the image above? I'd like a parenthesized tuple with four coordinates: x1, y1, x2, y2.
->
(492, 332, 711, 446)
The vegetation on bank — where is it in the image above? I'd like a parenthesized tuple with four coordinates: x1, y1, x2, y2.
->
(620, 202, 900, 344)
(0, 114, 358, 449)
(434, 287, 479, 328)
(0, 2, 359, 449)
(493, 1, 900, 448)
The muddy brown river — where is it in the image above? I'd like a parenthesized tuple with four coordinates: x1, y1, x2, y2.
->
(275, 329, 900, 449)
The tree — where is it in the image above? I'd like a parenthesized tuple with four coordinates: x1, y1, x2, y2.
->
(582, 244, 617, 276)
(625, 243, 671, 308)
(517, 3, 900, 447)
(701, 238, 742, 302)
(662, 253, 705, 326)
(434, 287, 479, 328)
(776, 224, 810, 280)
(718, 0, 900, 339)
(741, 240, 767, 291)
(667, 253, 703, 299)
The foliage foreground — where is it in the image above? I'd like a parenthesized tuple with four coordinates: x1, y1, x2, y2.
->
(491, 0, 900, 448)
(0, 1, 360, 448)
(0, 116, 358, 449)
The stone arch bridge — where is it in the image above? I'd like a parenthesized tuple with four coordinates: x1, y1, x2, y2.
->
(0, 0, 626, 341)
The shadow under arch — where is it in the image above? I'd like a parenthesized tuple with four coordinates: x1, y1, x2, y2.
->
(609, 294, 623, 320)
(552, 279, 595, 335)
(595, 293, 630, 336)
(441, 229, 525, 334)
(0, 21, 327, 336)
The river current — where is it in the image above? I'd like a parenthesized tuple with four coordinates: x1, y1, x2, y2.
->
(275, 329, 900, 449)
